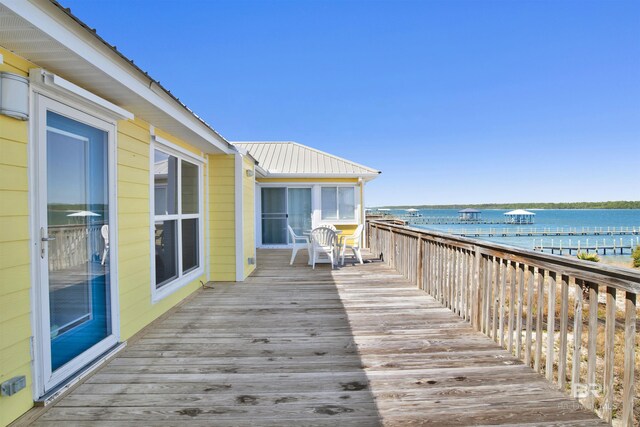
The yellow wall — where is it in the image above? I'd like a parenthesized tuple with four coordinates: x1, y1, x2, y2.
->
(208, 154, 236, 281)
(242, 157, 256, 277)
(115, 119, 207, 341)
(0, 47, 34, 427)
(256, 177, 363, 242)
(0, 47, 246, 426)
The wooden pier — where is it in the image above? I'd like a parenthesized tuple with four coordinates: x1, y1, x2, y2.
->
(534, 244, 634, 255)
(403, 216, 506, 225)
(450, 226, 640, 238)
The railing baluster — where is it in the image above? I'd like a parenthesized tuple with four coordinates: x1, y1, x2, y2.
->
(586, 282, 599, 410)
(535, 269, 545, 373)
(571, 279, 584, 398)
(525, 266, 535, 367)
(491, 256, 499, 341)
(516, 262, 525, 358)
(546, 271, 557, 382)
(602, 286, 616, 423)
(558, 274, 570, 390)
(507, 260, 515, 353)
(622, 291, 636, 426)
(472, 247, 482, 330)
(499, 259, 507, 348)
(482, 255, 490, 335)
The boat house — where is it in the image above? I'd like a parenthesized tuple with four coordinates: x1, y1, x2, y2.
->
(504, 209, 535, 224)
(458, 208, 481, 221)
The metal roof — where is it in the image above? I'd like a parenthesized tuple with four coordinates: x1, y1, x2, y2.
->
(232, 141, 381, 179)
(458, 208, 481, 213)
(504, 209, 535, 215)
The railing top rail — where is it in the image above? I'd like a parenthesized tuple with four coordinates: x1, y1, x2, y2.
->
(368, 220, 640, 293)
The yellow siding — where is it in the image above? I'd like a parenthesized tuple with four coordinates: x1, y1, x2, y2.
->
(0, 45, 248, 425)
(116, 118, 205, 340)
(154, 128, 201, 156)
(208, 154, 236, 281)
(0, 47, 34, 427)
(242, 157, 256, 277)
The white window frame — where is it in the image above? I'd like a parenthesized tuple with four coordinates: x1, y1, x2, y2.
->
(150, 136, 205, 303)
(320, 185, 357, 223)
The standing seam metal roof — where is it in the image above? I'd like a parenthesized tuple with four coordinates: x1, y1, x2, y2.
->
(232, 141, 380, 177)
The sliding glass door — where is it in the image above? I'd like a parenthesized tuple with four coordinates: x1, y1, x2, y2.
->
(261, 187, 312, 245)
(261, 188, 287, 244)
(287, 188, 311, 240)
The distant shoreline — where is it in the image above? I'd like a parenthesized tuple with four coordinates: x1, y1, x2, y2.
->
(375, 201, 640, 210)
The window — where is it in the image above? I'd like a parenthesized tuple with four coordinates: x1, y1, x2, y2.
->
(321, 186, 355, 221)
(153, 148, 201, 292)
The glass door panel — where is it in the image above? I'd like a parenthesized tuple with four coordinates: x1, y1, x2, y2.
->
(45, 111, 112, 371)
(287, 188, 312, 243)
(261, 188, 287, 244)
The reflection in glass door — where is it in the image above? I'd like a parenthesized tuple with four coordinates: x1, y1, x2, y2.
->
(261, 188, 287, 244)
(287, 188, 311, 242)
(40, 107, 114, 389)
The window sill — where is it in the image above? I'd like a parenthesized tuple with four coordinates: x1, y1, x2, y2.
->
(152, 267, 203, 304)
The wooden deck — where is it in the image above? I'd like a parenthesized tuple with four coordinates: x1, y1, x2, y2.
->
(34, 249, 605, 426)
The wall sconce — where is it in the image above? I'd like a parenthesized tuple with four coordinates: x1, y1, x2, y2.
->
(0, 72, 29, 120)
(246, 169, 254, 177)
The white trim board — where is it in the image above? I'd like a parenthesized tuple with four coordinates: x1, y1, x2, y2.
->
(234, 153, 244, 281)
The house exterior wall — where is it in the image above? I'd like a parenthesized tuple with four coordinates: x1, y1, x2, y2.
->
(208, 154, 236, 281)
(255, 177, 364, 245)
(0, 46, 251, 425)
(0, 47, 35, 427)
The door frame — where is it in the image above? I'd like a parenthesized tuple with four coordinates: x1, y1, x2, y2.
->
(257, 184, 312, 247)
(29, 90, 121, 398)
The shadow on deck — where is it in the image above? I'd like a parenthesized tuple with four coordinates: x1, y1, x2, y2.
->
(33, 249, 605, 426)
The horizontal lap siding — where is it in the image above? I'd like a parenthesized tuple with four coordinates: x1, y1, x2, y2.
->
(117, 120, 204, 340)
(0, 47, 34, 427)
(242, 157, 256, 277)
(208, 155, 236, 281)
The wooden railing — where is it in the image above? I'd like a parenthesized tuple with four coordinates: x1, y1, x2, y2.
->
(367, 220, 639, 426)
(48, 224, 106, 271)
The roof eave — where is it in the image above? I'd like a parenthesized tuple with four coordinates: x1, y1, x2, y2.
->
(3, 0, 234, 154)
(259, 172, 380, 181)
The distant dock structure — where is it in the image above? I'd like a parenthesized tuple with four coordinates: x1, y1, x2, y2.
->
(504, 209, 535, 224)
(458, 208, 481, 221)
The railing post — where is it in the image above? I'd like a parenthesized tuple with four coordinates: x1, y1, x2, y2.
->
(472, 246, 482, 331)
(622, 291, 636, 426)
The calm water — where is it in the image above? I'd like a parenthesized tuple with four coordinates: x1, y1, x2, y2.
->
(386, 209, 640, 257)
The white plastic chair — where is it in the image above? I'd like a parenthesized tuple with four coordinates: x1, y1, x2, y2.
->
(287, 225, 309, 265)
(340, 224, 364, 265)
(310, 226, 337, 269)
(100, 224, 109, 265)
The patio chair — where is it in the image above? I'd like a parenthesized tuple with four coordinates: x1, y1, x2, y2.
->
(340, 224, 364, 265)
(310, 226, 337, 269)
(287, 225, 310, 265)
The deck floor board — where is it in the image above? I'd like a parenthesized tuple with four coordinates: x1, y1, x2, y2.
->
(34, 249, 604, 426)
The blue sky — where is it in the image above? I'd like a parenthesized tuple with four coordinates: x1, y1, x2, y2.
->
(62, 0, 639, 206)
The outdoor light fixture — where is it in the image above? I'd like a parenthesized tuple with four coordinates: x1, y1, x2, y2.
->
(0, 72, 29, 120)
(246, 169, 254, 177)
